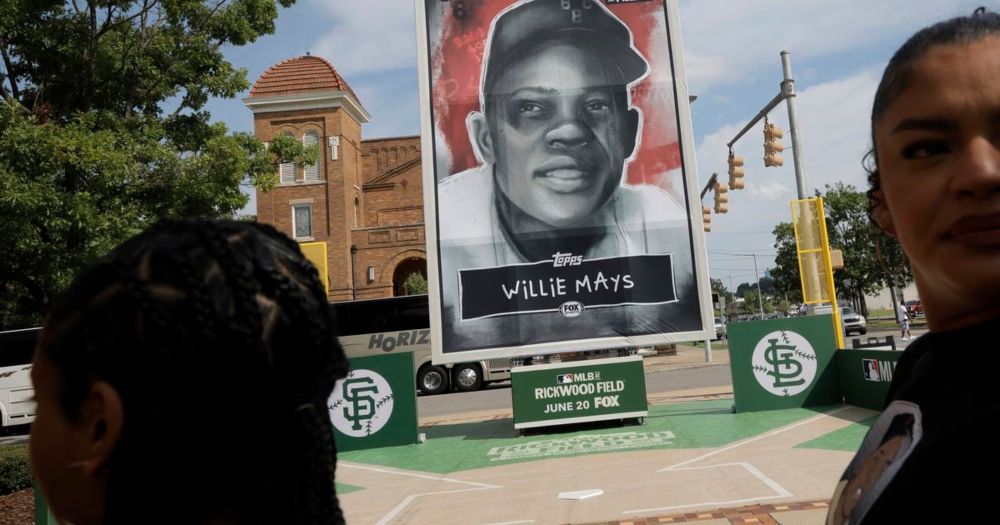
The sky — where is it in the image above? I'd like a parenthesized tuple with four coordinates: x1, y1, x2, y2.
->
(207, 0, 984, 293)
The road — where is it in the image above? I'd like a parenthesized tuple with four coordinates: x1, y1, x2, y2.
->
(417, 363, 733, 419)
(848, 327, 927, 349)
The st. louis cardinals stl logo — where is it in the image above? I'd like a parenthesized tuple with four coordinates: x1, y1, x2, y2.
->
(751, 330, 818, 397)
(328, 369, 394, 437)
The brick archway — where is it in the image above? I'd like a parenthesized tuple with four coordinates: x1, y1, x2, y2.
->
(391, 257, 427, 296)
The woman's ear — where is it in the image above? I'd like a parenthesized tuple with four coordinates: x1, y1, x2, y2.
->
(76, 381, 124, 478)
(872, 189, 898, 237)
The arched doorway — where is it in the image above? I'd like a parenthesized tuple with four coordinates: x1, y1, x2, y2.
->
(392, 257, 427, 296)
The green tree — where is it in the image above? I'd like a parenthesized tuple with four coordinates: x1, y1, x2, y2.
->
(770, 222, 802, 303)
(767, 184, 912, 318)
(0, 0, 309, 328)
(778, 298, 791, 317)
(743, 290, 773, 315)
(709, 277, 733, 303)
(822, 182, 912, 315)
(403, 272, 428, 296)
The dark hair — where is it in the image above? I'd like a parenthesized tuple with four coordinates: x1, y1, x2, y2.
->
(39, 219, 348, 524)
(866, 7, 1000, 226)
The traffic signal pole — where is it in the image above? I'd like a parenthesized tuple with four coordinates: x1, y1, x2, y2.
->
(781, 51, 808, 200)
(725, 51, 807, 198)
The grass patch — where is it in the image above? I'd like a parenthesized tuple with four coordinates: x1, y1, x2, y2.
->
(339, 399, 831, 474)
(335, 482, 363, 495)
(795, 415, 877, 452)
(0, 445, 32, 496)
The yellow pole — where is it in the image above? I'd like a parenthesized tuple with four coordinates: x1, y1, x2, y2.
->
(815, 198, 845, 350)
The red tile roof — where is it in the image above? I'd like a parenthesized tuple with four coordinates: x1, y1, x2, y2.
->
(249, 55, 359, 102)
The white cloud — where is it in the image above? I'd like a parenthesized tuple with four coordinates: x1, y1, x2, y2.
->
(678, 0, 965, 93)
(308, 0, 417, 77)
(746, 179, 791, 201)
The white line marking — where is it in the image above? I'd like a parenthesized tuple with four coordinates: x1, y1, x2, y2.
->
(622, 406, 853, 516)
(624, 462, 792, 515)
(339, 462, 501, 525)
(658, 405, 852, 472)
(340, 462, 499, 489)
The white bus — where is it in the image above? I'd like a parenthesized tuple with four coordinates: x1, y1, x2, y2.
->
(0, 328, 38, 429)
(332, 295, 512, 395)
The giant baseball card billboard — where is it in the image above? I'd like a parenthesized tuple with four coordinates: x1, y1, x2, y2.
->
(415, 0, 712, 363)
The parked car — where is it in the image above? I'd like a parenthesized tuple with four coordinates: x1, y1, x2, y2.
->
(904, 299, 924, 318)
(714, 317, 727, 340)
(841, 306, 867, 336)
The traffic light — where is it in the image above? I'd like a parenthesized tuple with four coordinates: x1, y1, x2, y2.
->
(763, 121, 784, 167)
(728, 152, 745, 189)
(702, 205, 711, 232)
(713, 182, 729, 214)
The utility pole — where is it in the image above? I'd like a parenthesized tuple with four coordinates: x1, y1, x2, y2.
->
(752, 254, 764, 318)
(781, 51, 807, 199)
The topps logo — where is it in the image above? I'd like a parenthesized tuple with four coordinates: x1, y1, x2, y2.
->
(552, 252, 583, 267)
(559, 301, 584, 318)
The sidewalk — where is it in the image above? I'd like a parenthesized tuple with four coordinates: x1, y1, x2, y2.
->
(642, 344, 730, 374)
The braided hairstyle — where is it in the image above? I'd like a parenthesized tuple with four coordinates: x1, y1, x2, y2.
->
(39, 219, 348, 524)
(866, 7, 1000, 228)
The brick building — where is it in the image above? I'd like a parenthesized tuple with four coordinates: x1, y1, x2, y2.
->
(244, 55, 426, 301)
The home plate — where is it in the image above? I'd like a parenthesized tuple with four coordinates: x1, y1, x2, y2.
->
(558, 489, 604, 500)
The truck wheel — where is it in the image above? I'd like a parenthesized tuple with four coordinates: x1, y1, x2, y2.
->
(417, 365, 449, 395)
(453, 363, 484, 392)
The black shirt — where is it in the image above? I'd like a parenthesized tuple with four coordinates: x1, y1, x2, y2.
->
(832, 316, 1000, 524)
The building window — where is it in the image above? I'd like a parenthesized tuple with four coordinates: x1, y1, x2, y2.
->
(354, 197, 360, 228)
(328, 135, 340, 160)
(303, 131, 320, 181)
(279, 132, 295, 184)
(292, 204, 312, 240)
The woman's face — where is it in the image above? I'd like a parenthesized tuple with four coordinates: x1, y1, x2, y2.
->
(874, 35, 1000, 327)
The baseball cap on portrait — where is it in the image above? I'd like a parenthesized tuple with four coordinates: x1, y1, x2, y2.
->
(482, 0, 649, 95)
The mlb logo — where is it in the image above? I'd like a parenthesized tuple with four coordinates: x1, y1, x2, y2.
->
(557, 374, 574, 384)
(862, 359, 881, 382)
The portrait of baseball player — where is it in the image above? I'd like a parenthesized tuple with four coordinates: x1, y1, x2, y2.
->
(424, 0, 704, 354)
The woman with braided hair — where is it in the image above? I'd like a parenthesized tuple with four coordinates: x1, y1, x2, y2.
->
(29, 219, 349, 524)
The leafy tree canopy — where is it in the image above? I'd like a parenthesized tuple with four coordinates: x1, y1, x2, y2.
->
(0, 0, 313, 328)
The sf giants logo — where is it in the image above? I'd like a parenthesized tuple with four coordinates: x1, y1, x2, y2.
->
(552, 252, 583, 267)
(341, 377, 379, 431)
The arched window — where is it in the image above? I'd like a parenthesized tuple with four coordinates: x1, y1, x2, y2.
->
(279, 132, 295, 184)
(303, 131, 320, 181)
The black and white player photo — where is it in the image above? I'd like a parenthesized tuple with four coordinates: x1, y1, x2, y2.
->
(421, 0, 710, 355)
